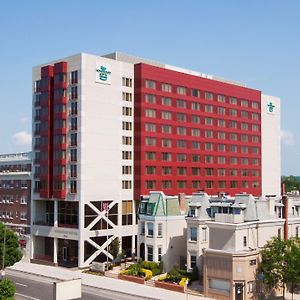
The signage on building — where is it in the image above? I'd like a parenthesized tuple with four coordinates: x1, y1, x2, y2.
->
(267, 101, 275, 114)
(96, 64, 111, 84)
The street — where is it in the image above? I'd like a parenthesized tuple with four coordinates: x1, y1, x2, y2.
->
(6, 270, 151, 300)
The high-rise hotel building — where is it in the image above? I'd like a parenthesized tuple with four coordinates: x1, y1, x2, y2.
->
(31, 52, 280, 267)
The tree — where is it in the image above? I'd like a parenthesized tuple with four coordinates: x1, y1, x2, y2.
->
(109, 238, 120, 260)
(259, 237, 300, 299)
(0, 278, 16, 300)
(281, 176, 300, 192)
(0, 222, 22, 268)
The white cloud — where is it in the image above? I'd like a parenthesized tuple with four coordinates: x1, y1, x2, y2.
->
(12, 131, 32, 146)
(281, 129, 295, 146)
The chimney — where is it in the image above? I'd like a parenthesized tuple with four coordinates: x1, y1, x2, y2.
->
(282, 195, 288, 240)
(282, 182, 286, 196)
(178, 193, 186, 213)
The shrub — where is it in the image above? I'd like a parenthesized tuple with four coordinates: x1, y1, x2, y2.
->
(158, 274, 168, 281)
(141, 268, 152, 280)
(179, 277, 189, 286)
(190, 266, 199, 281)
(166, 265, 182, 283)
(141, 261, 162, 275)
(0, 278, 16, 300)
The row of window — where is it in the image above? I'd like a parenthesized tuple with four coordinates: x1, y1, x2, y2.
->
(145, 105, 260, 120)
(140, 221, 163, 237)
(144, 82, 260, 109)
(0, 164, 31, 172)
(144, 180, 260, 189)
(145, 167, 260, 177)
(0, 195, 27, 204)
(0, 180, 28, 189)
(0, 211, 27, 220)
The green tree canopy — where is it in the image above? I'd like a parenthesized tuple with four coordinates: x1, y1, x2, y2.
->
(259, 237, 300, 299)
(0, 278, 16, 300)
(0, 222, 22, 268)
(281, 176, 300, 192)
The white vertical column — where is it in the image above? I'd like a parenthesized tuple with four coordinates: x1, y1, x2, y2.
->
(131, 234, 136, 257)
(54, 200, 58, 227)
(53, 238, 58, 264)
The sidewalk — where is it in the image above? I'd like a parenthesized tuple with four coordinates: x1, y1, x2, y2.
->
(8, 262, 212, 300)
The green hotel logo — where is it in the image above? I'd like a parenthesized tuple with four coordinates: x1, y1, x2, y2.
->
(267, 101, 275, 113)
(96, 66, 111, 81)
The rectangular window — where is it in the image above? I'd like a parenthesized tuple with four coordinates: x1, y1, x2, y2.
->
(176, 99, 187, 108)
(71, 86, 78, 99)
(122, 151, 132, 160)
(229, 97, 237, 105)
(158, 223, 162, 237)
(162, 138, 172, 147)
(191, 141, 200, 149)
(191, 128, 200, 136)
(252, 102, 259, 109)
(192, 167, 201, 175)
(190, 227, 197, 241)
(218, 181, 226, 188)
(141, 222, 145, 235)
(123, 121, 132, 131)
(177, 153, 187, 162)
(145, 123, 156, 132)
(218, 169, 226, 176)
(177, 140, 187, 148)
(162, 180, 172, 188)
(162, 97, 172, 106)
(162, 83, 172, 92)
(190, 255, 197, 268)
(191, 115, 200, 124)
(161, 111, 172, 120)
(205, 130, 213, 138)
(202, 227, 207, 241)
(122, 106, 132, 116)
(145, 108, 156, 118)
(162, 167, 172, 175)
(205, 143, 213, 151)
(218, 156, 226, 164)
(241, 99, 249, 107)
(122, 166, 132, 174)
(145, 152, 156, 160)
(205, 105, 213, 113)
(145, 180, 156, 189)
(217, 95, 226, 103)
(147, 246, 153, 261)
(122, 180, 132, 189)
(158, 247, 162, 261)
(205, 168, 214, 176)
(145, 94, 156, 104)
(191, 89, 200, 97)
(230, 181, 238, 188)
(191, 102, 200, 110)
(145, 166, 156, 175)
(177, 86, 186, 95)
(177, 167, 187, 175)
(122, 92, 132, 102)
(177, 127, 187, 135)
(192, 154, 200, 162)
(145, 80, 156, 89)
(71, 70, 78, 84)
(229, 109, 237, 116)
(122, 77, 132, 87)
(177, 180, 187, 188)
(205, 117, 213, 126)
(177, 113, 187, 122)
(218, 119, 226, 127)
(217, 107, 226, 115)
(162, 152, 172, 161)
(205, 92, 213, 100)
(243, 236, 247, 247)
(147, 223, 154, 236)
(161, 125, 172, 134)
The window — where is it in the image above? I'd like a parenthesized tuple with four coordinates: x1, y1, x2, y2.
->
(191, 115, 200, 124)
(122, 77, 132, 87)
(229, 97, 237, 105)
(145, 123, 156, 132)
(205, 92, 213, 100)
(71, 102, 78, 115)
(192, 167, 200, 175)
(145, 166, 156, 175)
(218, 181, 226, 188)
(252, 113, 259, 120)
(162, 97, 172, 106)
(191, 141, 200, 149)
(243, 236, 247, 247)
(122, 151, 132, 160)
(162, 167, 172, 175)
(202, 227, 207, 241)
(176, 99, 187, 108)
(205, 181, 214, 188)
(145, 80, 156, 89)
(177, 113, 187, 122)
(241, 111, 249, 119)
(161, 125, 172, 134)
(230, 133, 237, 141)
(20, 211, 27, 220)
(177, 126, 187, 135)
(191, 102, 200, 110)
(162, 83, 172, 92)
(205, 105, 213, 113)
(162, 138, 172, 147)
(190, 227, 197, 241)
(122, 180, 132, 189)
(145, 109, 156, 118)
(252, 124, 259, 131)
(248, 281, 256, 294)
(158, 247, 162, 261)
(191, 128, 200, 136)
(162, 111, 172, 120)
(218, 156, 226, 164)
(162, 180, 172, 188)
(278, 228, 281, 238)
(122, 136, 132, 145)
(123, 121, 132, 131)
(205, 117, 213, 126)
(242, 181, 249, 188)
(241, 146, 249, 153)
(145, 137, 156, 146)
(70, 149, 77, 162)
(146, 180, 156, 189)
(177, 86, 186, 95)
(20, 196, 27, 204)
(177, 140, 187, 148)
(217, 107, 226, 115)
(229, 109, 237, 116)
(145, 94, 156, 104)
(70, 164, 77, 177)
(177, 167, 187, 175)
(205, 130, 213, 138)
(147, 223, 154, 236)
(230, 181, 238, 188)
(190, 255, 197, 269)
(249, 259, 257, 266)
(147, 246, 153, 261)
(146, 152, 156, 160)
(177, 181, 187, 188)
(122, 107, 132, 116)
(71, 86, 78, 99)
(205, 142, 213, 152)
(162, 152, 172, 161)
(71, 118, 77, 130)
(241, 99, 249, 107)
(205, 168, 214, 176)
(218, 169, 226, 176)
(241, 122, 249, 130)
(252, 135, 259, 143)
(218, 131, 226, 139)
(218, 119, 226, 127)
(177, 153, 187, 162)
(122, 166, 132, 174)
(217, 95, 225, 103)
(158, 223, 162, 237)
(192, 155, 200, 162)
(71, 70, 78, 84)
(230, 157, 238, 165)
(230, 169, 238, 176)
(122, 92, 132, 102)
(252, 102, 259, 109)
(218, 144, 226, 152)
(192, 181, 200, 188)
(191, 89, 200, 97)
(141, 222, 145, 235)
(229, 120, 237, 128)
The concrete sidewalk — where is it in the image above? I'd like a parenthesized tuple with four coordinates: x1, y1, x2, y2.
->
(8, 262, 212, 300)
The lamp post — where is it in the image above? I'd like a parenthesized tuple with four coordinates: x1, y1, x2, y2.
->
(1, 225, 6, 279)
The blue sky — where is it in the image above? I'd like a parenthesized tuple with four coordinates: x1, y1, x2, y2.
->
(0, 0, 299, 175)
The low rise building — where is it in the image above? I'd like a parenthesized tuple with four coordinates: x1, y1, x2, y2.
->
(137, 192, 190, 271)
(0, 152, 32, 235)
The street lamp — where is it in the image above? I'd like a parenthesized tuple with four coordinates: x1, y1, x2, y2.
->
(1, 225, 6, 279)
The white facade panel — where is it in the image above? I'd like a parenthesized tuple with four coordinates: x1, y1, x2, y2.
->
(261, 94, 281, 196)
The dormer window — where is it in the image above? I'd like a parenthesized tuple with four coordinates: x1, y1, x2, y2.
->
(188, 207, 197, 217)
